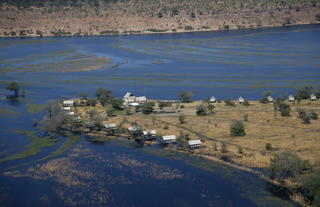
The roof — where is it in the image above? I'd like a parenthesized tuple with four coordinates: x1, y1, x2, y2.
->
(143, 131, 148, 136)
(162, 135, 176, 141)
(267, 96, 273, 101)
(61, 107, 71, 111)
(289, 95, 295, 100)
(188, 139, 202, 146)
(149, 130, 156, 135)
(129, 102, 140, 106)
(210, 97, 216, 102)
(311, 94, 317, 99)
(124, 92, 133, 99)
(105, 123, 117, 128)
(238, 97, 244, 102)
(63, 100, 74, 105)
(128, 127, 138, 132)
(67, 112, 75, 115)
(136, 96, 147, 102)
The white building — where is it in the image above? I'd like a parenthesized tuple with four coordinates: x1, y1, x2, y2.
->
(188, 139, 202, 148)
(209, 96, 216, 103)
(161, 135, 176, 144)
(288, 95, 295, 102)
(310, 94, 317, 101)
(267, 96, 274, 102)
(63, 100, 74, 107)
(238, 96, 245, 104)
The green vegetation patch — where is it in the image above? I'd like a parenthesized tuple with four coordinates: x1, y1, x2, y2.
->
(27, 103, 47, 114)
(0, 108, 21, 117)
(0, 131, 57, 163)
(42, 135, 81, 160)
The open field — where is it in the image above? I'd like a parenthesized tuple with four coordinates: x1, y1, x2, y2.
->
(76, 100, 320, 169)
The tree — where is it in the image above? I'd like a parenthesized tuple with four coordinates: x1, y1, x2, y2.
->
(79, 92, 88, 100)
(230, 120, 245, 137)
(96, 88, 112, 99)
(295, 86, 313, 100)
(6, 81, 20, 98)
(299, 171, 320, 207)
(270, 151, 311, 180)
(224, 99, 235, 106)
(158, 100, 171, 110)
(207, 104, 215, 113)
(179, 91, 193, 103)
(275, 100, 291, 117)
(196, 104, 208, 115)
(142, 102, 155, 114)
(178, 114, 186, 124)
(110, 98, 123, 110)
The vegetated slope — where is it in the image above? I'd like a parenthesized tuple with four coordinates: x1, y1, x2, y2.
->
(0, 0, 320, 37)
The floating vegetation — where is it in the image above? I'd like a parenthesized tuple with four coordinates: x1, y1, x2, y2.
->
(26, 103, 47, 114)
(0, 131, 57, 163)
(40, 135, 81, 160)
(0, 108, 21, 117)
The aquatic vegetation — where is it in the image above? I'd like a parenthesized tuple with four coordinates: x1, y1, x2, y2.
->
(0, 108, 21, 117)
(0, 131, 57, 163)
(26, 103, 47, 114)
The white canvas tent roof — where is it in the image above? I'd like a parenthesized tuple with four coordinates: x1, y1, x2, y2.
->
(162, 135, 176, 141)
(105, 123, 117, 129)
(188, 139, 202, 146)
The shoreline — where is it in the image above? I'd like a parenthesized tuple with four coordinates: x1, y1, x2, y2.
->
(0, 23, 319, 39)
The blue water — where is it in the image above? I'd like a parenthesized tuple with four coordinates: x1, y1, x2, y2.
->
(1, 24, 319, 207)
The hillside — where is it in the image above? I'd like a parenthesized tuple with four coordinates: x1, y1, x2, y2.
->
(0, 0, 320, 37)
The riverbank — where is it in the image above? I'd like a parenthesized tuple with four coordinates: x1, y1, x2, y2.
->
(1, 0, 320, 38)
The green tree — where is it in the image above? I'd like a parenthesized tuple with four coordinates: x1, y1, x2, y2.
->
(295, 86, 313, 100)
(79, 92, 88, 100)
(179, 91, 193, 103)
(224, 99, 235, 106)
(230, 120, 245, 136)
(270, 151, 311, 180)
(110, 98, 123, 110)
(6, 81, 20, 98)
(178, 114, 186, 124)
(299, 171, 320, 207)
(142, 102, 155, 114)
(207, 104, 215, 113)
(196, 104, 208, 115)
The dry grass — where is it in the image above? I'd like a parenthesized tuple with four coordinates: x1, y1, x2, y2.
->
(76, 100, 320, 169)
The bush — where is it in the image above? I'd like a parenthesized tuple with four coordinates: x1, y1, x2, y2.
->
(259, 97, 269, 104)
(278, 102, 291, 117)
(270, 151, 311, 180)
(142, 102, 155, 114)
(179, 91, 193, 102)
(265, 143, 272, 151)
(106, 108, 114, 117)
(243, 114, 248, 122)
(224, 99, 235, 106)
(207, 104, 215, 113)
(230, 120, 246, 137)
(178, 114, 186, 124)
(221, 142, 228, 153)
(163, 125, 169, 130)
(310, 111, 318, 120)
(295, 86, 313, 100)
(158, 101, 172, 109)
(196, 104, 208, 115)
(299, 171, 320, 207)
(297, 109, 311, 124)
(243, 100, 250, 106)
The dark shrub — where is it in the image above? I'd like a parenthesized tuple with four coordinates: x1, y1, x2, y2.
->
(224, 99, 235, 106)
(196, 104, 208, 115)
(142, 102, 155, 114)
(230, 120, 246, 137)
(179, 91, 193, 103)
(265, 143, 272, 151)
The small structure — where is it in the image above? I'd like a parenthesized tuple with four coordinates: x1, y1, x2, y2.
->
(66, 111, 75, 116)
(288, 95, 295, 102)
(123, 92, 133, 99)
(238, 96, 245, 104)
(209, 96, 216, 103)
(63, 100, 74, 107)
(161, 135, 176, 144)
(188, 139, 202, 149)
(143, 130, 157, 140)
(61, 107, 71, 112)
(136, 96, 147, 104)
(267, 96, 274, 102)
(310, 94, 317, 101)
(104, 123, 117, 135)
(128, 102, 140, 107)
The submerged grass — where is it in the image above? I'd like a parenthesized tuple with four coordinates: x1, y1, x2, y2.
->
(0, 131, 57, 163)
(26, 103, 47, 114)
